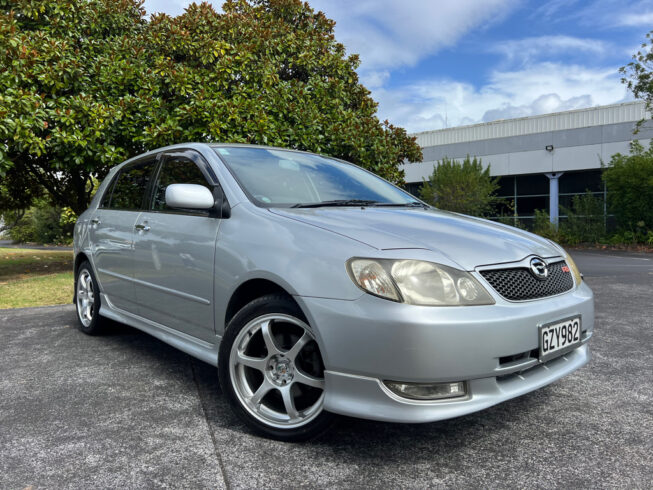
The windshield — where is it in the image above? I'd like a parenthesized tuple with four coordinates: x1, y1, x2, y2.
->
(213, 146, 419, 208)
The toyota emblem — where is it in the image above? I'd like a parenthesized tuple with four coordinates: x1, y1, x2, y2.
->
(529, 257, 548, 280)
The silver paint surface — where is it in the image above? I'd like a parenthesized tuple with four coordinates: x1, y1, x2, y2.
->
(74, 142, 594, 423)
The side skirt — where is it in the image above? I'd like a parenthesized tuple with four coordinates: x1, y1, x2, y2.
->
(99, 293, 220, 367)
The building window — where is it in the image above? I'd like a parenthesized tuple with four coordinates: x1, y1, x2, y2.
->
(492, 169, 606, 229)
(404, 182, 422, 198)
(405, 169, 608, 230)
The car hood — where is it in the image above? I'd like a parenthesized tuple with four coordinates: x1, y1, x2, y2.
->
(269, 207, 560, 270)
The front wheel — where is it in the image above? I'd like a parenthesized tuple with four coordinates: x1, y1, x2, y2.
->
(218, 294, 335, 441)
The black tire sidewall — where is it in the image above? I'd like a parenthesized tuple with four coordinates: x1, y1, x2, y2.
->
(218, 293, 335, 441)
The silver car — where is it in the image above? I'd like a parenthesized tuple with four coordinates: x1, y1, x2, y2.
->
(73, 143, 593, 440)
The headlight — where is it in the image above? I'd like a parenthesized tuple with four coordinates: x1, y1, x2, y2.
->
(348, 259, 401, 302)
(547, 240, 582, 286)
(347, 258, 494, 306)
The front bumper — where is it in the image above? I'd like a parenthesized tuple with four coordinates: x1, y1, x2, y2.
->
(296, 281, 593, 423)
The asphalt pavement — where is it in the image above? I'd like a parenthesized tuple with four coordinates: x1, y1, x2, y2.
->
(1, 250, 651, 488)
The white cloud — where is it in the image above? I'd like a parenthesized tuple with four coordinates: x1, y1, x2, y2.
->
(529, 0, 581, 20)
(309, 0, 515, 70)
(360, 70, 390, 90)
(375, 63, 630, 133)
(561, 0, 653, 29)
(305, 1, 628, 132)
(308, 0, 516, 88)
(491, 36, 608, 64)
(617, 11, 653, 26)
(481, 94, 594, 121)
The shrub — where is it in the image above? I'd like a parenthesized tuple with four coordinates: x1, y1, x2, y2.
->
(532, 210, 561, 241)
(5, 200, 74, 245)
(560, 191, 606, 245)
(420, 156, 500, 216)
(603, 141, 653, 231)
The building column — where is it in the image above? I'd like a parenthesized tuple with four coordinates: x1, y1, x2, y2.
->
(545, 172, 563, 228)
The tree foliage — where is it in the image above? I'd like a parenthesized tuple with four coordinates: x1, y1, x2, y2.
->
(602, 140, 653, 230)
(419, 156, 500, 217)
(620, 30, 653, 116)
(0, 0, 422, 213)
(3, 198, 70, 244)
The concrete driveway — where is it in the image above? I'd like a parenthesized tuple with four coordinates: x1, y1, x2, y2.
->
(1, 251, 651, 488)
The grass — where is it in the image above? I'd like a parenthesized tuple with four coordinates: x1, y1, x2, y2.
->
(0, 248, 74, 309)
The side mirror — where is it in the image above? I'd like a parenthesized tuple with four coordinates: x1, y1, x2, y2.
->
(165, 184, 215, 210)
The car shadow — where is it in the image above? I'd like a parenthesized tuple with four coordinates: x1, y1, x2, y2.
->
(84, 313, 555, 458)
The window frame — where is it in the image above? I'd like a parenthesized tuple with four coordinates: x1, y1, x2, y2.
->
(99, 155, 160, 211)
(145, 149, 221, 217)
(98, 172, 119, 209)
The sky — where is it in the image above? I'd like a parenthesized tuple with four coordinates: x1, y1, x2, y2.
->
(142, 0, 653, 133)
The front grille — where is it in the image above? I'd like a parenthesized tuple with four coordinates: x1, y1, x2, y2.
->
(480, 261, 573, 301)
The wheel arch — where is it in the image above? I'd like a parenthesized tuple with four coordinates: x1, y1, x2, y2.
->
(224, 278, 304, 330)
(74, 252, 90, 275)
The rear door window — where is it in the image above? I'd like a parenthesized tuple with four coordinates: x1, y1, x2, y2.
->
(108, 159, 157, 210)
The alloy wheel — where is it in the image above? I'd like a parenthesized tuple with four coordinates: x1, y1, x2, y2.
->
(76, 269, 95, 327)
(228, 313, 326, 429)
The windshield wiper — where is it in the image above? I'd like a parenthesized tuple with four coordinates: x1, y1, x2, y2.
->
(371, 201, 428, 208)
(291, 199, 380, 208)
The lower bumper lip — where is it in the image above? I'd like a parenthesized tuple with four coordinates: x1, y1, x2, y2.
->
(323, 344, 591, 423)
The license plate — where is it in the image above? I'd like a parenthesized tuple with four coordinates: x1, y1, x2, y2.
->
(539, 316, 582, 361)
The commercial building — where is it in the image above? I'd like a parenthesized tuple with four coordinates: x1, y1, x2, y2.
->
(402, 101, 653, 228)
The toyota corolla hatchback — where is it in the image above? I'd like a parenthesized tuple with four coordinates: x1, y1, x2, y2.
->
(73, 143, 593, 440)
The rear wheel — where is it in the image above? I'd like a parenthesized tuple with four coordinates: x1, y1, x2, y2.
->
(218, 294, 334, 441)
(75, 261, 106, 335)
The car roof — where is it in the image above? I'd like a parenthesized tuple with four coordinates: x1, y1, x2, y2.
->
(127, 142, 325, 160)
(113, 143, 349, 176)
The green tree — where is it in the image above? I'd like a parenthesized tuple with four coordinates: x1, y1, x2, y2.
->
(0, 0, 422, 214)
(419, 156, 500, 217)
(602, 140, 653, 230)
(6, 198, 67, 244)
(620, 30, 653, 117)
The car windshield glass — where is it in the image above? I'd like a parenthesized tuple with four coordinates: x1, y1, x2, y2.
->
(214, 146, 419, 207)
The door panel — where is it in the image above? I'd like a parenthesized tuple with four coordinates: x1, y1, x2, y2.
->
(132, 152, 219, 343)
(132, 213, 219, 342)
(90, 209, 141, 312)
(90, 157, 157, 314)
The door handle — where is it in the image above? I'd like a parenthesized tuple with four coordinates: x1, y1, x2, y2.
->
(135, 223, 151, 232)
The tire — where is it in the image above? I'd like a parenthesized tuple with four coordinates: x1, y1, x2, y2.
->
(75, 261, 107, 335)
(218, 293, 335, 441)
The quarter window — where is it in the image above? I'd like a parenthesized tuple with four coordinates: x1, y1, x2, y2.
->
(99, 174, 117, 208)
(109, 159, 157, 210)
(151, 156, 211, 211)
